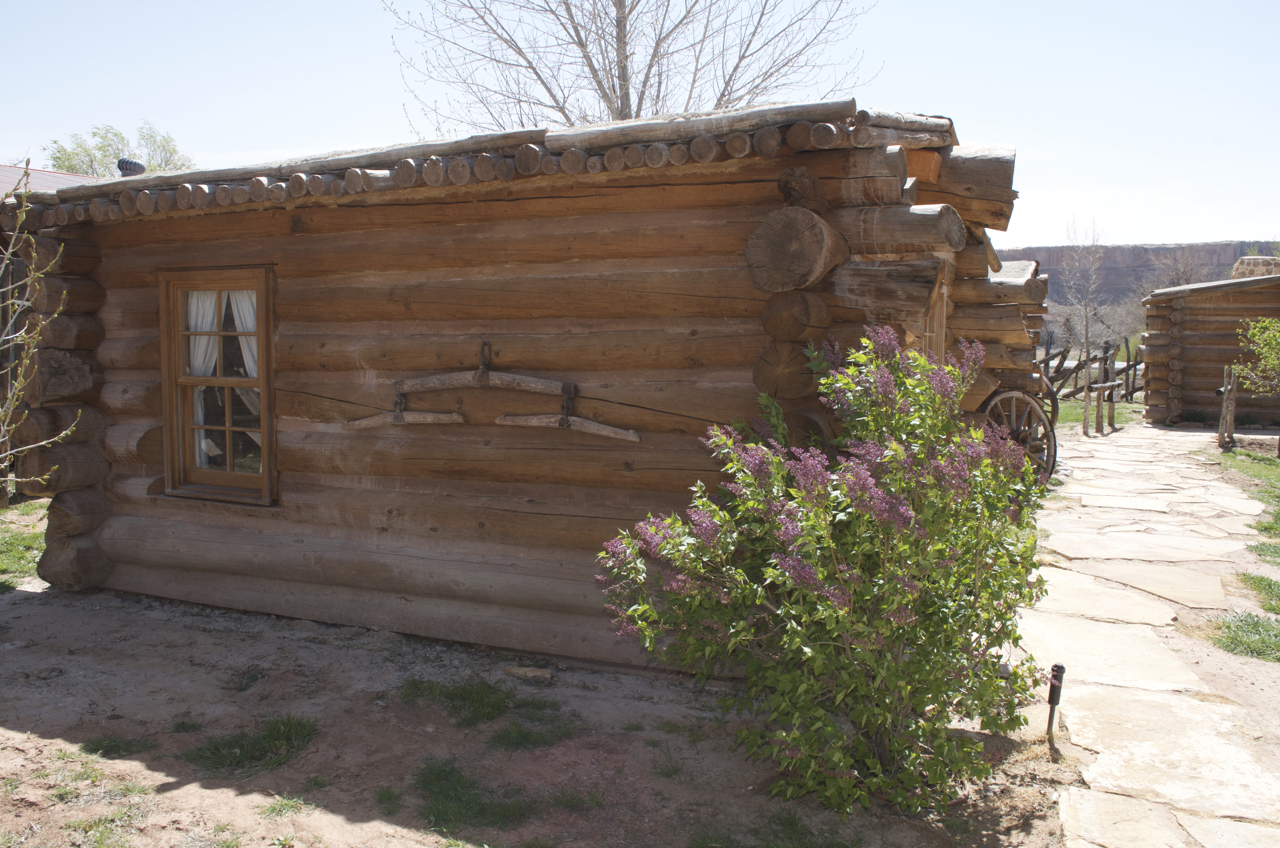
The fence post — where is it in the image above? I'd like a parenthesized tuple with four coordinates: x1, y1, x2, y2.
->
(1218, 366, 1233, 449)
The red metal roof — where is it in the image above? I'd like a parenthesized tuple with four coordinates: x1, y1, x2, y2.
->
(0, 164, 98, 194)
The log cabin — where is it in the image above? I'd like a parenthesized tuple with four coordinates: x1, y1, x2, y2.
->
(1142, 265, 1280, 425)
(1, 99, 1042, 663)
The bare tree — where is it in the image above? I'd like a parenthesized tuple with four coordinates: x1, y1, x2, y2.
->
(1145, 247, 1214, 292)
(1, 167, 79, 499)
(382, 0, 871, 134)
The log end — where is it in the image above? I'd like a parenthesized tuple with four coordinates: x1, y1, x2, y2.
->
(37, 535, 113, 591)
(744, 207, 850, 293)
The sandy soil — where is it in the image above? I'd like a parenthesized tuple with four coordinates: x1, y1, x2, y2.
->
(0, 575, 1080, 848)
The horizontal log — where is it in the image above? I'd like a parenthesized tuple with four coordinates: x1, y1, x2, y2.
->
(276, 257, 761, 323)
(543, 99, 856, 151)
(953, 343, 1034, 371)
(916, 186, 1013, 230)
(826, 204, 966, 254)
(20, 236, 100, 276)
(936, 146, 1016, 191)
(98, 424, 164, 465)
(16, 442, 110, 496)
(275, 319, 771, 374)
(38, 535, 113, 591)
(108, 470, 688, 555)
(822, 271, 932, 318)
(12, 404, 104, 448)
(26, 349, 102, 407)
(1142, 332, 1174, 346)
(94, 206, 770, 283)
(950, 276, 1047, 306)
(97, 334, 160, 370)
(1144, 404, 1167, 422)
(990, 370, 1045, 393)
(96, 513, 613, 616)
(824, 176, 904, 207)
(1139, 344, 1185, 364)
(101, 561, 644, 665)
(960, 371, 1001, 413)
(855, 110, 952, 134)
(35, 312, 104, 350)
(31, 276, 106, 314)
(47, 488, 114, 540)
(852, 126, 951, 149)
(98, 381, 163, 418)
(948, 304, 1025, 332)
(275, 426, 721, 492)
(96, 288, 159, 332)
(276, 368, 762, 436)
(745, 207, 850, 292)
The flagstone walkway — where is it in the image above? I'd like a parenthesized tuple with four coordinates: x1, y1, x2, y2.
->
(1027, 425, 1280, 847)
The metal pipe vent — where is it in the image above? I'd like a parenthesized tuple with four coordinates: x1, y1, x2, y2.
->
(117, 158, 146, 177)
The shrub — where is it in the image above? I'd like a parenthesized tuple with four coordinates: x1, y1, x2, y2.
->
(598, 329, 1046, 812)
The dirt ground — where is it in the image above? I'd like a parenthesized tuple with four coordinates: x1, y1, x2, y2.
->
(0, 561, 1082, 848)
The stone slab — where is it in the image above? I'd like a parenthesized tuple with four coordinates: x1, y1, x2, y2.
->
(1018, 609, 1202, 691)
(1173, 812, 1280, 847)
(1067, 685, 1280, 821)
(1080, 495, 1172, 512)
(1203, 515, 1260, 536)
(1043, 532, 1245, 562)
(1035, 568, 1177, 626)
(1200, 491, 1266, 515)
(1056, 560, 1227, 609)
(1059, 788, 1193, 848)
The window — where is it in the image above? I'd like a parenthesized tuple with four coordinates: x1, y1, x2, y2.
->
(160, 267, 273, 504)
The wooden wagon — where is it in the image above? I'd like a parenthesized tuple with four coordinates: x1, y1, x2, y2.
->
(2, 98, 1048, 663)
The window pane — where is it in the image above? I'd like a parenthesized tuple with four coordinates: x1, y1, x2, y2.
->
(186, 334, 218, 378)
(231, 431, 262, 474)
(222, 334, 249, 377)
(184, 290, 219, 333)
(220, 293, 238, 331)
(195, 428, 228, 470)
(227, 290, 257, 333)
(230, 388, 261, 429)
(192, 385, 227, 428)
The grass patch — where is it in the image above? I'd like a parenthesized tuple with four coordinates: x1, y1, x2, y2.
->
(65, 805, 143, 848)
(1240, 571, 1280, 613)
(172, 710, 204, 733)
(622, 721, 645, 732)
(413, 757, 534, 831)
(399, 675, 563, 730)
(0, 527, 44, 593)
(225, 664, 268, 692)
(651, 742, 683, 778)
(687, 809, 857, 848)
(182, 715, 318, 777)
(1212, 613, 1280, 662)
(81, 736, 157, 759)
(374, 785, 403, 815)
(1220, 450, 1280, 535)
(1053, 399, 1144, 432)
(300, 774, 330, 793)
(549, 788, 604, 811)
(259, 795, 311, 819)
(490, 718, 574, 751)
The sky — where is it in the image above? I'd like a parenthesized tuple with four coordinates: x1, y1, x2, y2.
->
(6, 0, 1279, 249)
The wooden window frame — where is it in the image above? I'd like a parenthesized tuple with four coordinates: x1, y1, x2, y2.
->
(159, 266, 275, 505)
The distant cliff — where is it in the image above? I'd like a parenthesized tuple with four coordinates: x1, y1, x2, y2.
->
(997, 241, 1261, 302)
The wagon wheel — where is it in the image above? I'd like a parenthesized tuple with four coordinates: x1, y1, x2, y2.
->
(981, 390, 1057, 476)
(1040, 375, 1060, 428)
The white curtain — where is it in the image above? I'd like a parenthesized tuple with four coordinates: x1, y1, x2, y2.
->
(228, 291, 262, 448)
(187, 291, 222, 467)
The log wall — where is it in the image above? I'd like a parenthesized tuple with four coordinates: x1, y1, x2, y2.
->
(19, 126, 1036, 664)
(1143, 283, 1280, 424)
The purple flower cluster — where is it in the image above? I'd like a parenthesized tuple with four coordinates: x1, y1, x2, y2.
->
(685, 508, 721, 545)
(635, 517, 676, 557)
(835, 457, 916, 533)
(772, 553, 818, 586)
(865, 324, 901, 359)
(885, 606, 917, 626)
(784, 446, 830, 496)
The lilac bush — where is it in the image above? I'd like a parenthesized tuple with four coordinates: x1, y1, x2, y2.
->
(598, 328, 1046, 812)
